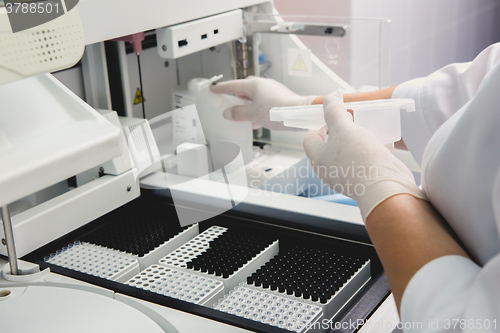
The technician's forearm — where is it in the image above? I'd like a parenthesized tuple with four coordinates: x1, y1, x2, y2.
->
(311, 86, 398, 105)
(365, 194, 469, 312)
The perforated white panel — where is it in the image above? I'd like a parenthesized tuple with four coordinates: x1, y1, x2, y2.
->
(0, 8, 84, 84)
(0, 25, 83, 73)
(45, 241, 139, 282)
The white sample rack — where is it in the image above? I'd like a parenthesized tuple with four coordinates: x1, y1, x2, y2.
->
(45, 242, 140, 283)
(126, 264, 224, 307)
(214, 285, 323, 333)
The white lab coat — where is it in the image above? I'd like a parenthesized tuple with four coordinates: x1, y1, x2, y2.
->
(392, 43, 500, 332)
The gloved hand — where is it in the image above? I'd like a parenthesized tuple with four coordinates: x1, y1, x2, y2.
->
(210, 76, 316, 130)
(303, 93, 426, 220)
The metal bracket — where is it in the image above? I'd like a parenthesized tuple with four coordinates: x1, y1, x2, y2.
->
(245, 20, 347, 37)
(234, 16, 348, 82)
(233, 38, 254, 79)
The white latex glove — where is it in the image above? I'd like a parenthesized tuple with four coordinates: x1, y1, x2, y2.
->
(210, 76, 316, 130)
(303, 93, 427, 220)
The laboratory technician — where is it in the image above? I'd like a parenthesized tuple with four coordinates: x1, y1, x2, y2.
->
(211, 43, 500, 332)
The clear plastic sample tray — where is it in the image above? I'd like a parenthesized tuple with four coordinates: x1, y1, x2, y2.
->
(270, 98, 415, 144)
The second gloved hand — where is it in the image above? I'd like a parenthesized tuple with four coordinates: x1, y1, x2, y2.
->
(210, 76, 316, 130)
(303, 93, 426, 220)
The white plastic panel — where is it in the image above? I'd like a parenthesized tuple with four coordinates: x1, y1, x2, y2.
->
(157, 10, 243, 59)
(0, 73, 123, 207)
(0, 169, 140, 258)
(77, 0, 271, 45)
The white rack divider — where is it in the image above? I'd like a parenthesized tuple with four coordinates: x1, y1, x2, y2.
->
(158, 226, 227, 268)
(133, 223, 200, 270)
(159, 226, 279, 291)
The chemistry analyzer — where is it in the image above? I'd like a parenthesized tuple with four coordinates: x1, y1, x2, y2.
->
(0, 1, 402, 332)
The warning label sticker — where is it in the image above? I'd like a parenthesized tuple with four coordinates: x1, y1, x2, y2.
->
(134, 88, 145, 105)
(288, 48, 312, 77)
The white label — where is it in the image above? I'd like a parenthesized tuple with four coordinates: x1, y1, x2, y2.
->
(288, 48, 312, 77)
(174, 93, 196, 109)
(173, 100, 199, 143)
